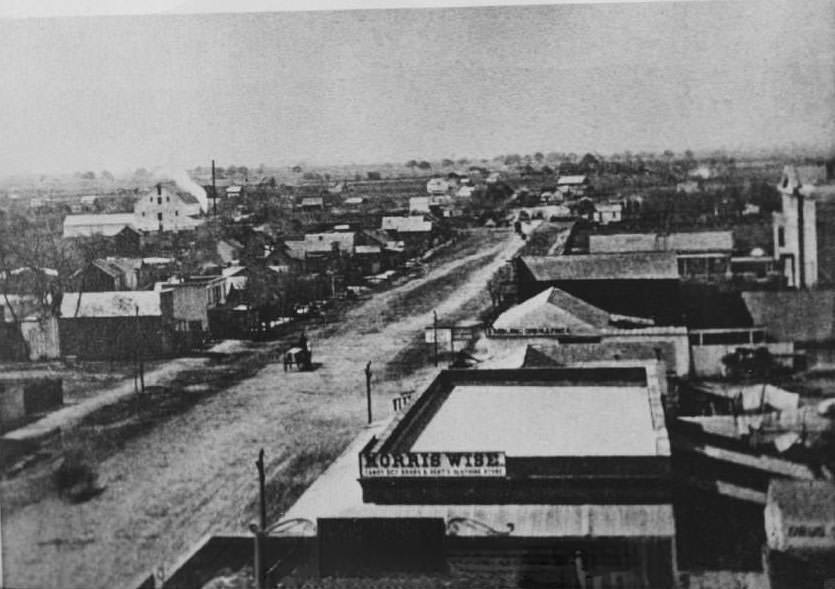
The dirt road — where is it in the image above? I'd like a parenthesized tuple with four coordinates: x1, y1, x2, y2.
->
(1, 230, 523, 589)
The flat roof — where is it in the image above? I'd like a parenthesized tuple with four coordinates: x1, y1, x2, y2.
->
(410, 384, 658, 457)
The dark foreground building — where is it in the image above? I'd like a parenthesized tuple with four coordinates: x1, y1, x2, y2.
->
(149, 363, 677, 589)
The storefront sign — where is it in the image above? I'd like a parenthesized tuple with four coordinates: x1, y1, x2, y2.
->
(361, 451, 506, 478)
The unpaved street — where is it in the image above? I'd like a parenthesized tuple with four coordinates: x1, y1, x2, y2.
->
(1, 230, 522, 589)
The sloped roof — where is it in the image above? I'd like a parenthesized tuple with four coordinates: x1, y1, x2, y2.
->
(589, 231, 733, 254)
(60, 291, 162, 318)
(63, 213, 137, 237)
(742, 290, 835, 342)
(520, 252, 679, 281)
(492, 287, 610, 332)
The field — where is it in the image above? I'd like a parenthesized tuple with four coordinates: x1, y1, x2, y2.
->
(0, 228, 522, 589)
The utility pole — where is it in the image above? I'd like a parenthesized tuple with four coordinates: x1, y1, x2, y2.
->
(365, 362, 373, 425)
(136, 306, 144, 394)
(211, 159, 218, 216)
(433, 310, 438, 366)
(251, 448, 267, 589)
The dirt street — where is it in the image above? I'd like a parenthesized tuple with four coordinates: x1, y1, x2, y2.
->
(1, 230, 523, 589)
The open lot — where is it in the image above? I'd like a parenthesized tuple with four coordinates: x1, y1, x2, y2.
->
(0, 228, 522, 589)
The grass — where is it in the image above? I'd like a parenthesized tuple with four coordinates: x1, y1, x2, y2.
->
(257, 418, 356, 524)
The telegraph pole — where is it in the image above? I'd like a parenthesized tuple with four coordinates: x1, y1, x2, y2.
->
(211, 159, 218, 216)
(251, 448, 267, 589)
(365, 362, 373, 424)
(433, 310, 438, 366)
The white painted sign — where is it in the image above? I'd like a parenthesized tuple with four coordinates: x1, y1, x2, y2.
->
(361, 451, 506, 478)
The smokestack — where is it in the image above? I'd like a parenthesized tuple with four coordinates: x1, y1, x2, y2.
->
(211, 159, 217, 216)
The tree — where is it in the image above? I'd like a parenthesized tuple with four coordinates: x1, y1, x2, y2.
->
(504, 154, 521, 165)
(441, 158, 454, 168)
(417, 161, 432, 170)
(534, 152, 544, 163)
(101, 170, 114, 181)
(405, 160, 418, 169)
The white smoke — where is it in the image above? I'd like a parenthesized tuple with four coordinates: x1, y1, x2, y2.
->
(154, 166, 209, 214)
(170, 169, 209, 214)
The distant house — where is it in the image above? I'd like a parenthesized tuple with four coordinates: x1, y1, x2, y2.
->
(58, 290, 175, 359)
(589, 231, 734, 280)
(515, 253, 682, 325)
(593, 202, 623, 225)
(73, 258, 142, 292)
(773, 164, 835, 288)
(556, 175, 589, 197)
(300, 196, 325, 211)
(166, 275, 228, 333)
(426, 178, 450, 195)
(134, 182, 203, 232)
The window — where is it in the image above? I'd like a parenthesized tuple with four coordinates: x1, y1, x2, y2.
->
(157, 197, 162, 205)
(778, 227, 785, 247)
(157, 212, 163, 221)
(175, 210, 178, 216)
(150, 196, 153, 202)
(141, 212, 145, 217)
(166, 196, 170, 202)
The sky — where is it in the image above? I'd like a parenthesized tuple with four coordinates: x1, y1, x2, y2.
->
(0, 0, 833, 174)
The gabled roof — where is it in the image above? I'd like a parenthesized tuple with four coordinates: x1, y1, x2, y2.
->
(60, 291, 163, 318)
(520, 252, 679, 281)
(492, 287, 611, 333)
(589, 231, 733, 254)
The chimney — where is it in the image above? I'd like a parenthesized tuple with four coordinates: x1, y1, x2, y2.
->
(156, 183, 161, 196)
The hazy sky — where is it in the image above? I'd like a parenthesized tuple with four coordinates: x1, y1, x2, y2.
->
(0, 0, 833, 174)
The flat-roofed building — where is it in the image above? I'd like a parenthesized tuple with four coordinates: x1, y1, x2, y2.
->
(275, 364, 676, 587)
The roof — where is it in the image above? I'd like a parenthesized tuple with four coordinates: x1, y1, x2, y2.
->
(410, 384, 659, 456)
(523, 341, 675, 368)
(60, 291, 163, 318)
(343, 196, 365, 205)
(557, 175, 587, 185)
(63, 214, 137, 237)
(520, 252, 679, 281)
(382, 216, 433, 233)
(767, 480, 835, 521)
(301, 196, 324, 206)
(589, 231, 733, 254)
(742, 290, 835, 342)
(354, 245, 382, 255)
(492, 287, 610, 333)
